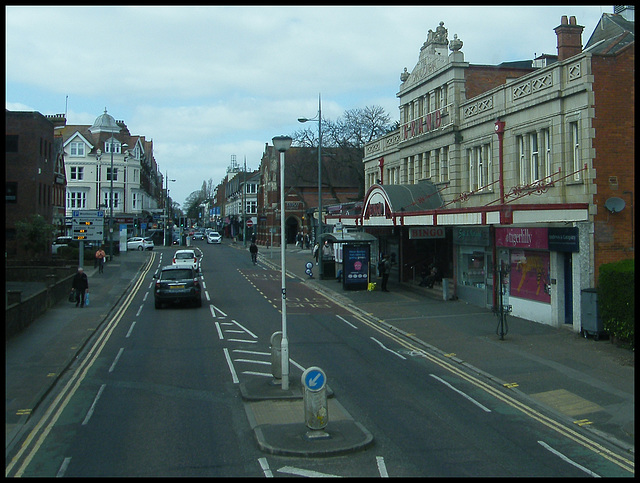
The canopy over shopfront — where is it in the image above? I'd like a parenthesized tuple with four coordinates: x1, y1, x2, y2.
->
(363, 180, 444, 221)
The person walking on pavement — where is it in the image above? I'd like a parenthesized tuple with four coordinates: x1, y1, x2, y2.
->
(95, 246, 106, 274)
(380, 254, 392, 292)
(249, 241, 258, 265)
(71, 267, 89, 307)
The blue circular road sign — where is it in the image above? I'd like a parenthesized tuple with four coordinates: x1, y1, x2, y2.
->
(302, 366, 326, 392)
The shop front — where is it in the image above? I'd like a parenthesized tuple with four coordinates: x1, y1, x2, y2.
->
(495, 227, 552, 325)
(453, 226, 492, 308)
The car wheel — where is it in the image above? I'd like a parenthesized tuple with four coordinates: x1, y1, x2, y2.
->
(155, 300, 161, 309)
(195, 297, 202, 308)
(138, 245, 144, 251)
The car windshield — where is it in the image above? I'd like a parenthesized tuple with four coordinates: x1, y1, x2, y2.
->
(175, 252, 195, 259)
(161, 269, 192, 280)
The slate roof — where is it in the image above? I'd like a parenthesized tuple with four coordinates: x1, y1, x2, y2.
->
(584, 12, 635, 55)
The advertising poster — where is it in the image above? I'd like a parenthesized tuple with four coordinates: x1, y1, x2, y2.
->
(510, 250, 550, 303)
(343, 244, 370, 290)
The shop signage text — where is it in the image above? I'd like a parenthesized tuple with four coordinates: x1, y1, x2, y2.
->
(409, 226, 445, 239)
(496, 227, 548, 249)
(402, 110, 442, 141)
(453, 227, 490, 246)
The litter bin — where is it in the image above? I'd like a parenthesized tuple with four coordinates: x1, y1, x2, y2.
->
(320, 260, 335, 280)
(442, 278, 454, 301)
(581, 288, 604, 340)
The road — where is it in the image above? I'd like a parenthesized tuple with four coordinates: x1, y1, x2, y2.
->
(8, 241, 630, 476)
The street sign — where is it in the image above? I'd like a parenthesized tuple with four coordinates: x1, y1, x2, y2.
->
(72, 210, 105, 242)
(302, 366, 326, 392)
(246, 219, 253, 228)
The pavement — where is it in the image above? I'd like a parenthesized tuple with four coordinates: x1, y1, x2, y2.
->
(5, 240, 635, 464)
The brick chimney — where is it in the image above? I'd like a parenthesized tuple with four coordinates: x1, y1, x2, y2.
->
(554, 15, 584, 61)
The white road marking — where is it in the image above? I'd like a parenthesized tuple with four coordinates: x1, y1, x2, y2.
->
(336, 314, 358, 329)
(82, 384, 106, 426)
(430, 374, 491, 412)
(376, 456, 389, 477)
(277, 466, 340, 477)
(370, 337, 406, 359)
(223, 348, 239, 383)
(125, 321, 136, 338)
(109, 348, 124, 373)
(258, 457, 273, 477)
(538, 441, 600, 477)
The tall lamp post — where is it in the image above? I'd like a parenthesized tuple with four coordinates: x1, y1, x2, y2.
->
(164, 172, 176, 246)
(272, 135, 292, 390)
(298, 93, 323, 278)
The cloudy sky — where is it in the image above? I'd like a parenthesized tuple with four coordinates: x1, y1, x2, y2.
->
(6, 5, 609, 207)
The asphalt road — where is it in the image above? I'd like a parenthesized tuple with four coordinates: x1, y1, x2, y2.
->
(10, 241, 631, 477)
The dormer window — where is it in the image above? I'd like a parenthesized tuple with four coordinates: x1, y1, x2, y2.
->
(104, 138, 122, 154)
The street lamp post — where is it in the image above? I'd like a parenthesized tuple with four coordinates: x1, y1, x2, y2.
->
(298, 93, 323, 278)
(109, 135, 115, 260)
(272, 135, 292, 390)
(164, 172, 176, 246)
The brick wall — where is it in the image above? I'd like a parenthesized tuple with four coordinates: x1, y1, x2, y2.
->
(5, 111, 56, 257)
(591, 44, 635, 281)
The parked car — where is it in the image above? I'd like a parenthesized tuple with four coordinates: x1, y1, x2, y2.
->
(153, 265, 202, 308)
(172, 249, 200, 271)
(127, 237, 154, 251)
(192, 231, 205, 240)
(207, 231, 222, 244)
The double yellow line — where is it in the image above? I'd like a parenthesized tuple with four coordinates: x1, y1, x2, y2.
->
(6, 254, 156, 477)
(348, 310, 634, 475)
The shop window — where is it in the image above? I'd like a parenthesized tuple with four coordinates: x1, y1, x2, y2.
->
(458, 248, 486, 288)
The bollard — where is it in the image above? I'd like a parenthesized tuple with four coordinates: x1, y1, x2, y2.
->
(270, 331, 283, 380)
(301, 367, 328, 436)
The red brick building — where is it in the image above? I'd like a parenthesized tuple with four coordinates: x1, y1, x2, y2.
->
(5, 111, 66, 258)
(256, 144, 362, 247)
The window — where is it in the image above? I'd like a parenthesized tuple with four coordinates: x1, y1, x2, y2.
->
(439, 146, 449, 183)
(433, 150, 440, 181)
(70, 166, 84, 180)
(69, 142, 85, 157)
(103, 191, 120, 209)
(107, 167, 118, 181)
(132, 193, 142, 210)
(570, 121, 581, 181)
(67, 191, 86, 209)
(469, 144, 493, 192)
(530, 133, 539, 182)
(541, 129, 551, 180)
(246, 183, 257, 194)
(517, 135, 526, 185)
(104, 139, 121, 154)
(423, 151, 430, 179)
(246, 200, 257, 214)
(6, 135, 18, 153)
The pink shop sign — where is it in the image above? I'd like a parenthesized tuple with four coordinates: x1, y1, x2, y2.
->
(495, 227, 548, 249)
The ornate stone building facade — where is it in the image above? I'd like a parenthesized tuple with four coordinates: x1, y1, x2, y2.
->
(337, 12, 633, 330)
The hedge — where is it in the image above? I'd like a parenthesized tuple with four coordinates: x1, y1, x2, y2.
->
(598, 259, 635, 348)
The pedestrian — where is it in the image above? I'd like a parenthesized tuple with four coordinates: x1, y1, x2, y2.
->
(95, 246, 106, 274)
(71, 266, 89, 308)
(249, 241, 258, 265)
(380, 254, 392, 292)
(313, 243, 319, 265)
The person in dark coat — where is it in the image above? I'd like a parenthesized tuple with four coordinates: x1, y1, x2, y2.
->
(71, 267, 89, 308)
(380, 254, 392, 292)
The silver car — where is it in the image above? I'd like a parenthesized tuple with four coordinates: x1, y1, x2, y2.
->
(127, 237, 154, 251)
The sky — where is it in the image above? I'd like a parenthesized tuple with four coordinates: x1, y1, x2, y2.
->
(5, 5, 610, 208)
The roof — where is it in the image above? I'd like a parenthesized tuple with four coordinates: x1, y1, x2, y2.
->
(380, 181, 444, 213)
(584, 12, 635, 55)
(319, 232, 378, 244)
